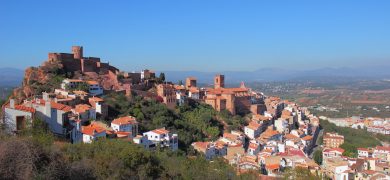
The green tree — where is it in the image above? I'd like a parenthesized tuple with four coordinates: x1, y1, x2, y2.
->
(313, 149, 323, 165)
(178, 80, 183, 86)
(159, 72, 166, 82)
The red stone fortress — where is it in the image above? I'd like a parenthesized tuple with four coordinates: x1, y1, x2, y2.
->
(48, 46, 118, 75)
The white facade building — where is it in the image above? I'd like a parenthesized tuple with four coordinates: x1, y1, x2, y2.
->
(111, 116, 138, 138)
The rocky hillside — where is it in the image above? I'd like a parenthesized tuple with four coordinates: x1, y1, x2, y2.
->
(11, 59, 67, 103)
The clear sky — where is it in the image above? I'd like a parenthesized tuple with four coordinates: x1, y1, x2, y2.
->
(1, 0, 389, 72)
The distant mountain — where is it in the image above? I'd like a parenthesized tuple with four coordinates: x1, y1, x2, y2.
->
(3, 65, 390, 87)
(164, 66, 390, 84)
(0, 68, 24, 87)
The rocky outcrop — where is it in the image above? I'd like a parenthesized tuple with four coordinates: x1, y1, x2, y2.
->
(11, 60, 64, 103)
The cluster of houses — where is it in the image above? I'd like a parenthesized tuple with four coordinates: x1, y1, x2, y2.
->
(2, 78, 178, 151)
(192, 97, 322, 176)
(321, 132, 390, 179)
(322, 116, 390, 135)
(156, 75, 265, 116)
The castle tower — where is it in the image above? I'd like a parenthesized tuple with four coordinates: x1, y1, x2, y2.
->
(72, 46, 83, 59)
(185, 77, 197, 89)
(214, 74, 225, 89)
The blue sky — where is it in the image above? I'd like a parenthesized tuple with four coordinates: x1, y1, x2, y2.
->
(0, 0, 389, 71)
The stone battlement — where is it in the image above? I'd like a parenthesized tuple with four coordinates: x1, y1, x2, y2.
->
(47, 46, 118, 74)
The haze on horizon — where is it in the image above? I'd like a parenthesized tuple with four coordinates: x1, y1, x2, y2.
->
(0, 0, 389, 72)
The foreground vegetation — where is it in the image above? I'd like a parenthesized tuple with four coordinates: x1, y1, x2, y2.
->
(0, 119, 258, 180)
(319, 119, 381, 157)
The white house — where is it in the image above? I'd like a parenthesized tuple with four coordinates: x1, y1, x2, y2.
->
(244, 121, 262, 139)
(323, 148, 345, 159)
(188, 87, 200, 100)
(333, 165, 349, 180)
(357, 148, 371, 158)
(3, 99, 35, 132)
(192, 141, 227, 160)
(247, 141, 261, 156)
(133, 135, 154, 149)
(61, 79, 84, 89)
(73, 104, 96, 121)
(86, 81, 103, 96)
(28, 95, 73, 136)
(142, 128, 179, 151)
(274, 118, 289, 133)
(81, 122, 106, 143)
(61, 79, 103, 96)
(111, 116, 138, 138)
(88, 97, 107, 119)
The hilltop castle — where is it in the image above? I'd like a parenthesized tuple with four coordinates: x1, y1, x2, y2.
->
(48, 46, 118, 74)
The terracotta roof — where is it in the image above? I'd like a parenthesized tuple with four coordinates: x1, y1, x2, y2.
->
(82, 123, 106, 136)
(111, 116, 138, 125)
(357, 148, 369, 151)
(252, 114, 271, 121)
(73, 90, 88, 95)
(265, 164, 280, 170)
(115, 131, 132, 138)
(192, 142, 210, 152)
(323, 148, 345, 153)
(86, 80, 99, 85)
(66, 79, 83, 82)
(51, 102, 72, 112)
(284, 134, 299, 140)
(152, 128, 169, 135)
(223, 132, 241, 141)
(31, 99, 72, 112)
(5, 103, 36, 113)
(262, 149, 273, 153)
(174, 85, 186, 90)
(376, 146, 390, 152)
(89, 97, 104, 102)
(249, 143, 259, 149)
(215, 140, 227, 149)
(301, 135, 313, 141)
(75, 104, 92, 113)
(279, 148, 306, 157)
(246, 121, 262, 130)
(362, 170, 376, 175)
(189, 87, 200, 93)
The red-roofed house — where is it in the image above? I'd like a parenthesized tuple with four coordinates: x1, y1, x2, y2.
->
(192, 141, 227, 160)
(244, 121, 262, 139)
(73, 104, 96, 121)
(82, 122, 106, 143)
(111, 116, 138, 137)
(27, 94, 73, 136)
(357, 148, 372, 158)
(374, 146, 390, 162)
(3, 99, 35, 132)
(248, 141, 261, 156)
(88, 97, 107, 119)
(323, 148, 345, 159)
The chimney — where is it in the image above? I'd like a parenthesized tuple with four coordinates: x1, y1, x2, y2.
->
(42, 92, 49, 101)
(10, 99, 15, 109)
(45, 101, 51, 117)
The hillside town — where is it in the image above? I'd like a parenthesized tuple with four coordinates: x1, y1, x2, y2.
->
(321, 116, 390, 135)
(1, 46, 390, 179)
